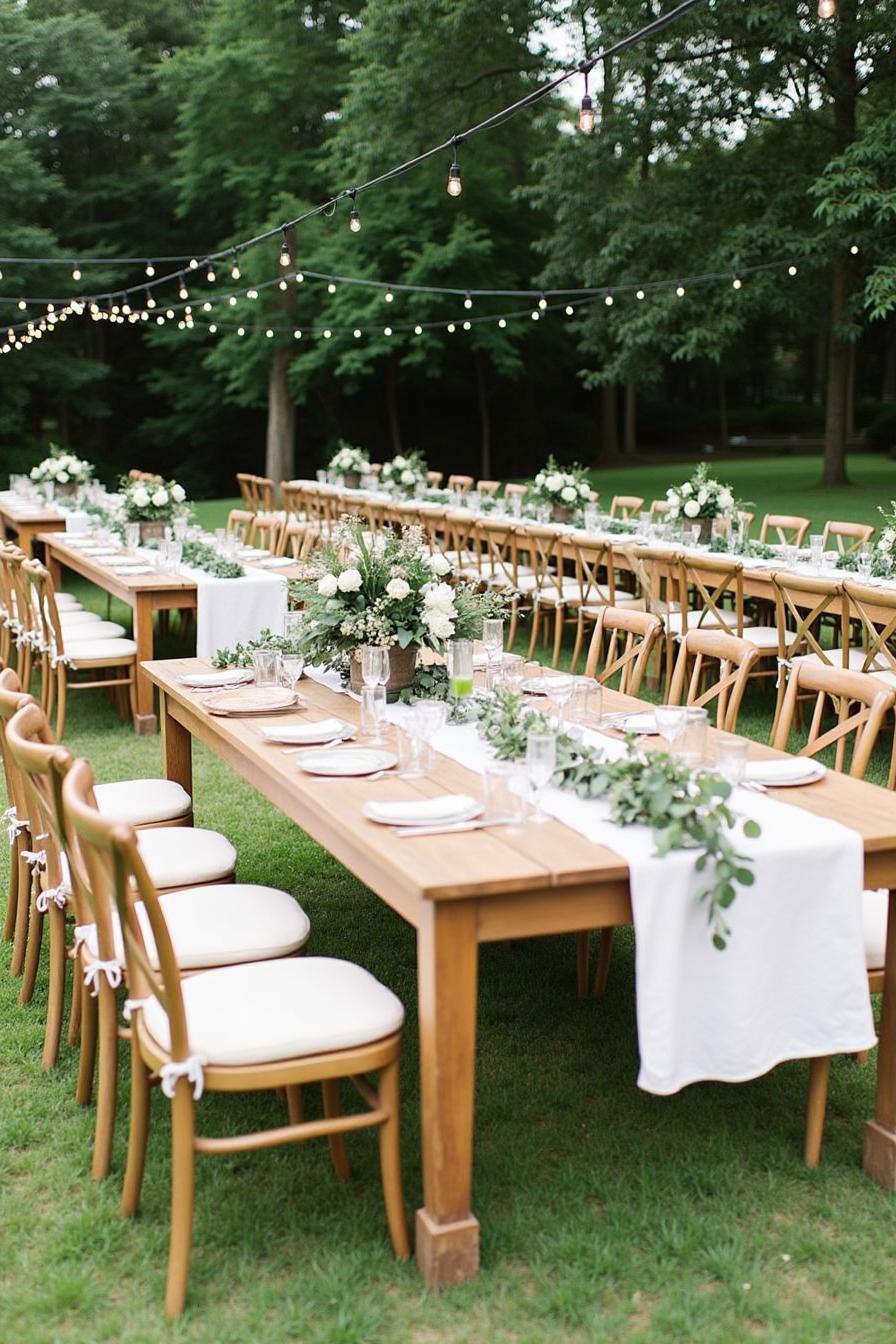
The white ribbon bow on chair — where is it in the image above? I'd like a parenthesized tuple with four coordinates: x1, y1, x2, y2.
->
(35, 884, 68, 913)
(21, 847, 47, 871)
(121, 997, 150, 1023)
(82, 959, 123, 996)
(775, 656, 793, 691)
(2, 806, 28, 846)
(159, 1056, 207, 1101)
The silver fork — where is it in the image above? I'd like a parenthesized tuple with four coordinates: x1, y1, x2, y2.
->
(281, 735, 349, 754)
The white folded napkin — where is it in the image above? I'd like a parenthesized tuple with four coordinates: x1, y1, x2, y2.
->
(259, 556, 294, 568)
(261, 718, 344, 743)
(620, 711, 658, 733)
(366, 793, 477, 825)
(745, 758, 818, 785)
(178, 669, 252, 689)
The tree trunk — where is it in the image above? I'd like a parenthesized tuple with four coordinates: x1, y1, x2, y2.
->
(385, 356, 402, 455)
(265, 346, 295, 484)
(474, 350, 491, 479)
(623, 380, 637, 455)
(601, 384, 618, 460)
(822, 261, 852, 486)
(718, 369, 728, 451)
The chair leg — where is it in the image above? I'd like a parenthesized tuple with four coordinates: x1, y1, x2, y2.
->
(19, 894, 43, 1005)
(552, 604, 565, 668)
(91, 981, 119, 1179)
(68, 962, 83, 1045)
(56, 669, 67, 741)
(804, 1055, 831, 1167)
(592, 928, 615, 997)
(377, 1057, 410, 1259)
(527, 603, 542, 660)
(165, 1082, 196, 1319)
(75, 978, 97, 1105)
(285, 1084, 302, 1124)
(10, 854, 34, 977)
(575, 931, 590, 1000)
(121, 1039, 152, 1218)
(507, 598, 518, 652)
(3, 838, 19, 941)
(42, 903, 68, 1069)
(321, 1078, 350, 1180)
(570, 614, 585, 676)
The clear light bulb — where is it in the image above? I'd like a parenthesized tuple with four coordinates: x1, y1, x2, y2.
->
(231, 261, 241, 279)
(237, 326, 245, 336)
(850, 243, 859, 255)
(447, 322, 456, 332)
(294, 329, 302, 339)
(414, 324, 422, 335)
(788, 264, 798, 276)
(209, 323, 217, 333)
(280, 242, 290, 267)
(349, 207, 361, 232)
(499, 317, 507, 327)
(189, 257, 199, 269)
(385, 290, 394, 303)
(206, 266, 216, 283)
(636, 289, 645, 300)
(565, 305, 574, 316)
(676, 285, 685, 297)
(72, 265, 81, 281)
(538, 295, 547, 310)
(324, 328, 332, 338)
(178, 277, 189, 300)
(353, 328, 362, 338)
(145, 262, 155, 277)
(266, 328, 274, 338)
(383, 326, 392, 336)
(447, 163, 462, 197)
(732, 277, 742, 289)
(464, 295, 473, 309)
(328, 282, 337, 294)
(578, 94, 595, 134)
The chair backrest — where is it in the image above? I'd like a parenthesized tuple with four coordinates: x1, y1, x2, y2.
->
(503, 482, 528, 500)
(0, 543, 26, 672)
(129, 469, 162, 483)
(0, 667, 33, 848)
(512, 525, 567, 603)
(248, 513, 283, 553)
(584, 606, 662, 695)
(236, 472, 255, 508)
(610, 495, 645, 520)
(62, 757, 190, 1062)
(569, 535, 619, 608)
(822, 519, 874, 553)
(425, 470, 444, 488)
(255, 476, 276, 511)
(628, 545, 683, 620)
(444, 510, 480, 578)
(476, 518, 520, 590)
(279, 520, 316, 561)
(678, 552, 745, 636)
(842, 581, 896, 683)
(476, 480, 500, 497)
(447, 475, 474, 494)
(648, 499, 669, 519)
(772, 660, 895, 779)
(226, 508, 254, 542)
(759, 513, 810, 546)
(772, 572, 849, 668)
(668, 628, 759, 732)
(23, 557, 66, 665)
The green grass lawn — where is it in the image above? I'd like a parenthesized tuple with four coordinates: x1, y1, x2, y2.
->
(3, 462, 896, 1342)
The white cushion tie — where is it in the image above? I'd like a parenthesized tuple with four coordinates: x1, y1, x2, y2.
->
(82, 959, 124, 996)
(775, 656, 792, 690)
(35, 884, 68, 913)
(122, 996, 150, 1023)
(21, 847, 47, 871)
(159, 1055, 207, 1101)
(50, 650, 73, 668)
(3, 806, 28, 845)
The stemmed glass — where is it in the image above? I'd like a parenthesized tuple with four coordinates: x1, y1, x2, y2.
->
(280, 653, 305, 697)
(482, 618, 504, 691)
(654, 704, 687, 754)
(548, 674, 574, 730)
(360, 645, 390, 743)
(858, 543, 874, 579)
(526, 729, 556, 824)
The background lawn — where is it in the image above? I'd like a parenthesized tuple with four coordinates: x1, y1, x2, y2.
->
(2, 456, 896, 1343)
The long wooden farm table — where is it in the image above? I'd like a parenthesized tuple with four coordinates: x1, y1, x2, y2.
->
(0, 495, 66, 557)
(144, 655, 896, 1288)
(41, 533, 303, 734)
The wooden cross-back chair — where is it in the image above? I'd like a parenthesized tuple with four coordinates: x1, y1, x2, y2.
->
(0, 670, 35, 974)
(475, 518, 523, 648)
(248, 513, 284, 554)
(772, 660, 896, 1168)
(444, 509, 480, 578)
(62, 755, 410, 1318)
(565, 536, 642, 674)
(226, 509, 254, 542)
(236, 472, 255, 509)
(771, 572, 850, 735)
(503, 482, 527, 501)
(278, 520, 317, 562)
(425, 470, 444, 488)
(668, 629, 759, 732)
(280, 481, 307, 519)
(583, 605, 662, 696)
(0, 543, 31, 682)
(759, 513, 810, 546)
(610, 495, 645, 520)
(678, 552, 747, 637)
(822, 519, 874, 554)
(512, 526, 572, 663)
(476, 480, 500, 497)
(648, 499, 669, 520)
(841, 580, 896, 787)
(447, 474, 474, 494)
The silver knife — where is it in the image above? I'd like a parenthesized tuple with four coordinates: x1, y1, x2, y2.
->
(394, 815, 516, 838)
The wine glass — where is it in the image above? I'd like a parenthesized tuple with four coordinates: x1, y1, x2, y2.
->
(526, 729, 556, 824)
(858, 543, 874, 578)
(280, 653, 305, 696)
(482, 618, 504, 690)
(360, 645, 390, 743)
(654, 704, 687, 753)
(548, 674, 574, 730)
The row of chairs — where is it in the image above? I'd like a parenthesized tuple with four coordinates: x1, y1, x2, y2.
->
(0, 669, 410, 1317)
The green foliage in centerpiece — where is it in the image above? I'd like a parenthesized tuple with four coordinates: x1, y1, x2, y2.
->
(707, 534, 777, 560)
(379, 451, 428, 492)
(211, 628, 306, 669)
(478, 688, 760, 950)
(528, 455, 593, 509)
(180, 539, 243, 578)
(328, 440, 371, 478)
(118, 475, 189, 522)
(30, 446, 94, 489)
(665, 464, 738, 521)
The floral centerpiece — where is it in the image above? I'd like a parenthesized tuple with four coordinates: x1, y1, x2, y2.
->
(30, 446, 94, 498)
(327, 439, 371, 487)
(291, 515, 504, 696)
(837, 503, 894, 578)
(380, 450, 428, 494)
(118, 475, 189, 542)
(529, 456, 593, 522)
(665, 463, 736, 541)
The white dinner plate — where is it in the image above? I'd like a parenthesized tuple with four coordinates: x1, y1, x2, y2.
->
(363, 796, 482, 827)
(521, 676, 557, 696)
(294, 748, 397, 777)
(178, 669, 254, 689)
(745, 759, 826, 788)
(259, 556, 294, 568)
(261, 719, 354, 745)
(617, 711, 661, 735)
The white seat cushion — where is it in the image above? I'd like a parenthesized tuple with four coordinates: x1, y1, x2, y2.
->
(66, 638, 138, 664)
(56, 593, 82, 610)
(663, 609, 755, 634)
(94, 778, 192, 825)
(59, 609, 108, 624)
(137, 826, 236, 888)
(141, 956, 405, 1066)
(76, 884, 310, 970)
(64, 619, 128, 640)
(744, 625, 795, 651)
(791, 648, 885, 675)
(863, 889, 888, 970)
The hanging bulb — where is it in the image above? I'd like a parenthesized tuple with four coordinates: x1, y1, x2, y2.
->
(414, 324, 423, 335)
(565, 305, 574, 316)
(209, 323, 217, 334)
(266, 328, 274, 338)
(531, 310, 539, 320)
(788, 263, 798, 276)
(178, 275, 189, 300)
(202, 301, 212, 311)
(237, 326, 245, 336)
(348, 191, 361, 232)
(850, 243, 859, 255)
(295, 270, 305, 283)
(636, 289, 645, 300)
(383, 326, 392, 336)
(324, 328, 333, 339)
(463, 294, 473, 310)
(447, 322, 456, 333)
(579, 70, 595, 133)
(145, 261, 155, 277)
(71, 264, 82, 281)
(188, 257, 199, 269)
(17, 299, 26, 311)
(247, 288, 258, 299)
(279, 236, 291, 266)
(605, 294, 613, 306)
(462, 320, 471, 331)
(206, 264, 216, 283)
(294, 329, 302, 339)
(818, 0, 836, 17)
(732, 276, 742, 290)
(498, 318, 507, 328)
(675, 284, 685, 297)
(228, 295, 237, 306)
(447, 140, 463, 197)
(231, 255, 241, 280)
(385, 289, 394, 303)
(328, 281, 337, 294)
(353, 328, 362, 339)
(538, 295, 547, 310)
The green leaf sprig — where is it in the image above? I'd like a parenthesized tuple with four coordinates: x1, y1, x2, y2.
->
(181, 539, 244, 579)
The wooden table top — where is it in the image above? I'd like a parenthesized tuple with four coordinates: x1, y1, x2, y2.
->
(0, 495, 65, 526)
(144, 657, 896, 905)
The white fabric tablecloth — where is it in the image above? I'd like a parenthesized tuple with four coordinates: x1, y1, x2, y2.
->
(186, 565, 288, 658)
(386, 707, 876, 1095)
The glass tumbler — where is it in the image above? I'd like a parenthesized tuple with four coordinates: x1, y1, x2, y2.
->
(714, 734, 749, 785)
(252, 649, 282, 688)
(446, 639, 474, 701)
(678, 707, 709, 767)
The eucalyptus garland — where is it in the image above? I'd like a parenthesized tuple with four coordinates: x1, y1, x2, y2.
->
(477, 688, 760, 949)
(836, 549, 893, 579)
(398, 663, 483, 723)
(181, 539, 244, 579)
(708, 535, 777, 560)
(211, 628, 305, 668)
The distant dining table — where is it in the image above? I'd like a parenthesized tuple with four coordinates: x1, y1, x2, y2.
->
(143, 654, 896, 1289)
(42, 533, 303, 733)
(0, 491, 66, 557)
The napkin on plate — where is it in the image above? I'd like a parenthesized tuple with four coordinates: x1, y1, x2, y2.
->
(365, 794, 477, 826)
(745, 758, 818, 785)
(261, 718, 344, 743)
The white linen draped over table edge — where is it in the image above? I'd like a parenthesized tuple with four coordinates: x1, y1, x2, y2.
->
(382, 704, 876, 1096)
(185, 563, 288, 659)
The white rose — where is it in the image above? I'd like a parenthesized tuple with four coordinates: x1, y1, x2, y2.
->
(719, 489, 733, 509)
(171, 484, 186, 503)
(535, 473, 545, 486)
(680, 482, 692, 496)
(546, 473, 562, 492)
(57, 471, 69, 483)
(401, 470, 415, 485)
(317, 573, 338, 597)
(561, 485, 577, 503)
(337, 567, 362, 592)
(697, 488, 708, 506)
(423, 581, 455, 611)
(427, 552, 452, 576)
(386, 577, 410, 600)
(151, 488, 169, 507)
(30, 466, 40, 480)
(578, 482, 590, 498)
(683, 499, 700, 518)
(393, 456, 407, 469)
(132, 487, 150, 508)
(425, 611, 455, 639)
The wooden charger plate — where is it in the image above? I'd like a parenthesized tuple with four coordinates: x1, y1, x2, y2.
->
(207, 686, 298, 716)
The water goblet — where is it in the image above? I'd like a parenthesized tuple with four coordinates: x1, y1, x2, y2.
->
(809, 533, 824, 568)
(548, 674, 574, 730)
(360, 645, 390, 742)
(654, 704, 687, 754)
(526, 729, 557, 824)
(678, 706, 709, 767)
(414, 698, 448, 770)
(714, 734, 749, 786)
(482, 618, 504, 690)
(483, 759, 527, 832)
(500, 653, 525, 694)
(167, 540, 183, 573)
(125, 523, 140, 555)
(858, 543, 874, 578)
(279, 653, 305, 695)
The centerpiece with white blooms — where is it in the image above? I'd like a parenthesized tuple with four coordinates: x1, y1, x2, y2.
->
(29, 446, 94, 498)
(327, 439, 371, 487)
(291, 516, 505, 695)
(528, 455, 593, 522)
(119, 476, 189, 543)
(379, 450, 428, 494)
(664, 463, 737, 541)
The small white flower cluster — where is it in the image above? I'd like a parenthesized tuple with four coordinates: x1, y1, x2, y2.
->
(30, 448, 93, 487)
(420, 579, 458, 641)
(121, 476, 188, 519)
(529, 456, 592, 507)
(328, 441, 370, 476)
(877, 503, 896, 563)
(665, 465, 735, 521)
(380, 452, 427, 489)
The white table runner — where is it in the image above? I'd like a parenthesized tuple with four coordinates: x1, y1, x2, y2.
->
(185, 565, 288, 658)
(385, 707, 875, 1095)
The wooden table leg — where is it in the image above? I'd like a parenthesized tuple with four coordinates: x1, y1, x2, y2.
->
(415, 899, 480, 1287)
(133, 593, 157, 734)
(46, 551, 62, 591)
(865, 888, 896, 1187)
(160, 691, 193, 797)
